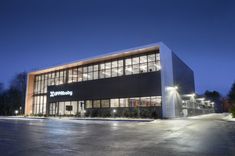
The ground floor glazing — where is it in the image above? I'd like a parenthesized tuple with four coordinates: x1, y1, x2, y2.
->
(32, 96, 162, 116)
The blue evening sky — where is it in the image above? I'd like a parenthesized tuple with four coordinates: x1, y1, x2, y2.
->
(0, 0, 235, 95)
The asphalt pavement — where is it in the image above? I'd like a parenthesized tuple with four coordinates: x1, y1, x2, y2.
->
(0, 114, 235, 156)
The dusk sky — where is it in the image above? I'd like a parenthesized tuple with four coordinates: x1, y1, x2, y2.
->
(0, 0, 235, 95)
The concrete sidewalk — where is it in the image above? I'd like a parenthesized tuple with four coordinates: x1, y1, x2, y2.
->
(47, 117, 154, 122)
(0, 116, 154, 122)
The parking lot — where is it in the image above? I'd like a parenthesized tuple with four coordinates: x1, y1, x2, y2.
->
(0, 114, 235, 156)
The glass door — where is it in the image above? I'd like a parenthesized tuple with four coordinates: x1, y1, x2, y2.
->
(78, 101, 85, 117)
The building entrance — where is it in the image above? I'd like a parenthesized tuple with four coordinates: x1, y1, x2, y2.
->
(49, 101, 84, 116)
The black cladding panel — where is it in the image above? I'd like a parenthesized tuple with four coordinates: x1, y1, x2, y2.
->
(47, 71, 162, 103)
(172, 52, 195, 94)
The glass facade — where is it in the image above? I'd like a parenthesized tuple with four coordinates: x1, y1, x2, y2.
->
(47, 96, 161, 116)
(32, 51, 161, 115)
(84, 96, 162, 109)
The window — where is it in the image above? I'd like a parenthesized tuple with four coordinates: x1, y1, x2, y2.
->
(151, 96, 161, 106)
(123, 52, 160, 76)
(83, 67, 88, 81)
(111, 99, 119, 107)
(140, 97, 151, 107)
(93, 100, 100, 108)
(86, 100, 93, 108)
(125, 58, 132, 75)
(120, 98, 129, 107)
(118, 60, 124, 76)
(88, 72, 93, 80)
(43, 96, 47, 114)
(78, 68, 83, 82)
(156, 53, 160, 61)
(72, 68, 78, 82)
(50, 72, 55, 86)
(65, 101, 71, 115)
(105, 62, 111, 78)
(111, 61, 118, 77)
(44, 77, 48, 93)
(71, 101, 78, 115)
(132, 64, 139, 74)
(59, 71, 65, 85)
(148, 61, 156, 72)
(37, 80, 41, 93)
(129, 97, 140, 107)
(148, 54, 157, 72)
(55, 72, 60, 85)
(112, 67, 118, 77)
(59, 102, 65, 115)
(101, 99, 110, 108)
(68, 69, 73, 83)
(99, 63, 105, 79)
(87, 65, 93, 80)
(112, 60, 123, 77)
(93, 65, 99, 80)
(148, 54, 155, 62)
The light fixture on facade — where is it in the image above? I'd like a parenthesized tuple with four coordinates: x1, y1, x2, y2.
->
(15, 110, 19, 115)
(166, 86, 178, 91)
(113, 109, 117, 113)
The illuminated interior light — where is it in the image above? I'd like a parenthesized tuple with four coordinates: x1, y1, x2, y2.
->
(126, 67, 132, 71)
(140, 66, 147, 70)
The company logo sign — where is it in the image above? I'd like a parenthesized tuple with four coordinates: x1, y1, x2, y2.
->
(50, 91, 73, 97)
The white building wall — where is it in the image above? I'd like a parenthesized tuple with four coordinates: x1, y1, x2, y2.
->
(159, 43, 176, 118)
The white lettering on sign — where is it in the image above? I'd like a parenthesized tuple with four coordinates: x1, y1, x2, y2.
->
(50, 91, 73, 97)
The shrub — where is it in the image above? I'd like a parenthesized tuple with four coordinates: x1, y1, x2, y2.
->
(229, 107, 235, 118)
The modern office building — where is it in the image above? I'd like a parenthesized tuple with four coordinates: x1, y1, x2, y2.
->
(25, 42, 212, 118)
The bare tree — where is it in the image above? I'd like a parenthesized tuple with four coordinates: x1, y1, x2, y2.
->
(10, 72, 27, 114)
(228, 82, 235, 106)
(0, 82, 3, 94)
(204, 90, 222, 113)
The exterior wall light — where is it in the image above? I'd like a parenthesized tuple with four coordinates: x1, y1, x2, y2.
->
(166, 86, 178, 91)
(113, 109, 117, 113)
(15, 110, 19, 115)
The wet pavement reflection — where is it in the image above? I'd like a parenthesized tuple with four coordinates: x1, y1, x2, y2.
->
(0, 114, 235, 156)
